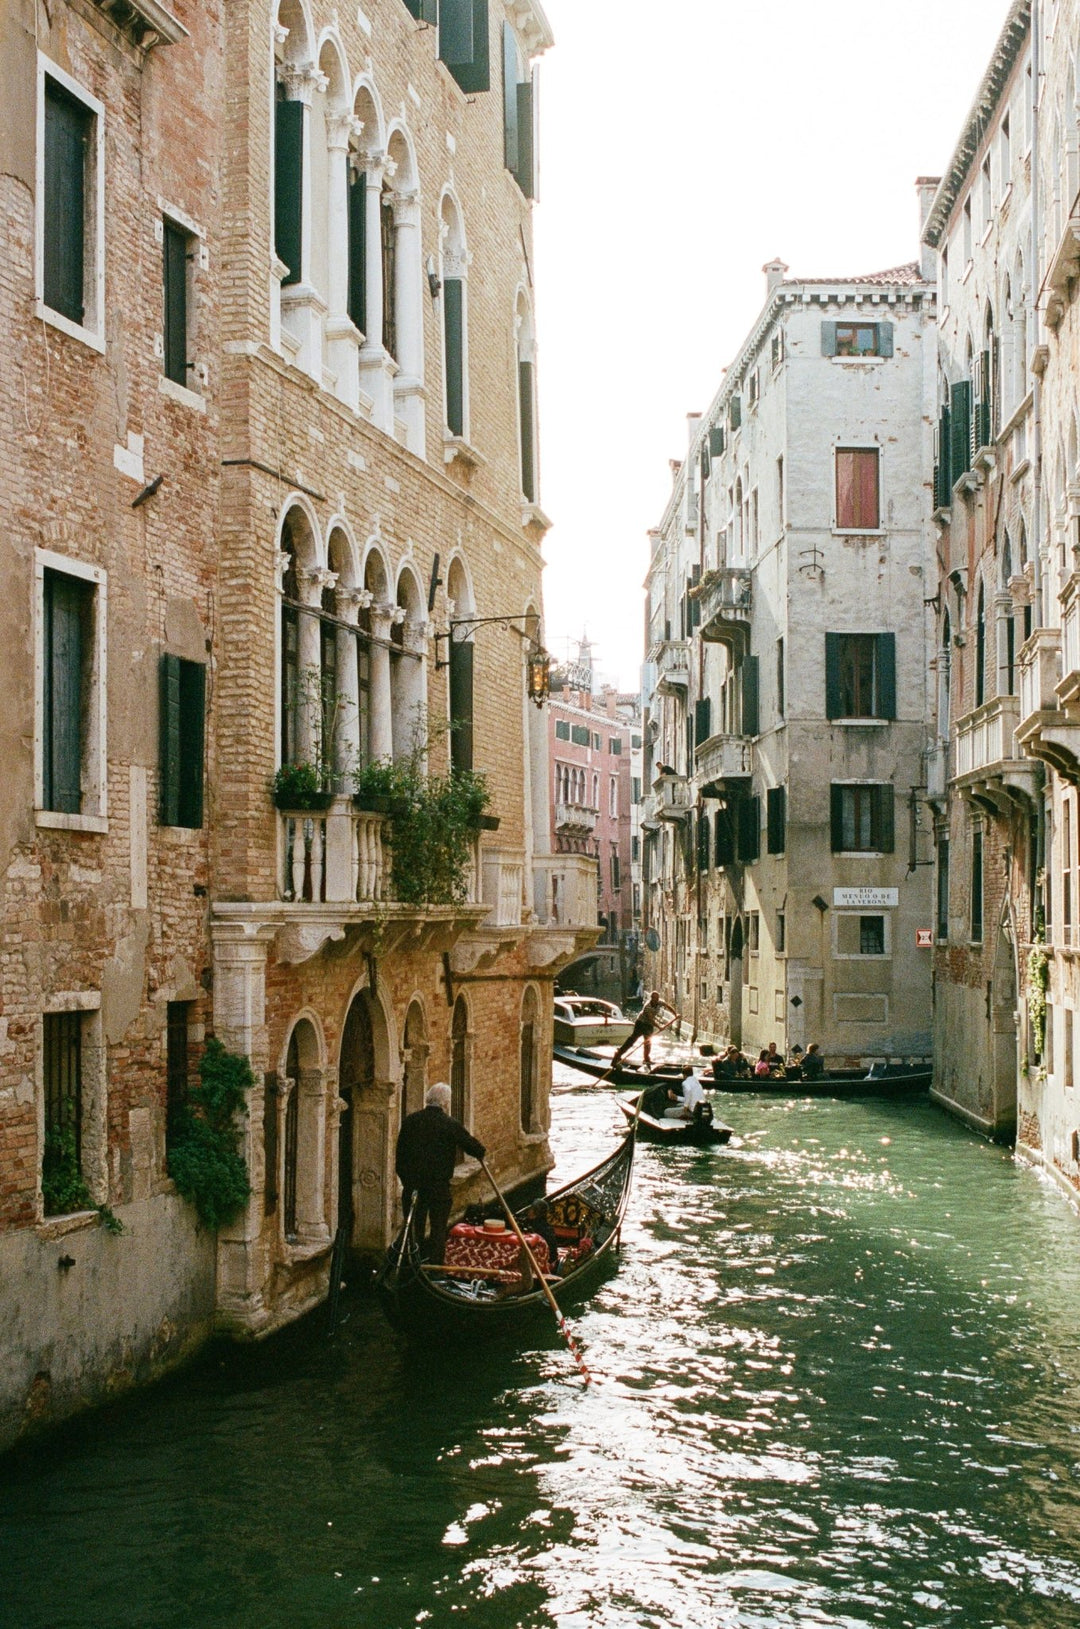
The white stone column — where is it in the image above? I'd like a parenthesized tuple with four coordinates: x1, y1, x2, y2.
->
(369, 604, 395, 763)
(277, 65, 329, 382)
(994, 591, 1014, 698)
(391, 612, 424, 759)
(324, 113, 363, 411)
(357, 155, 395, 431)
(334, 585, 363, 780)
(298, 567, 335, 766)
(297, 1066, 330, 1245)
(391, 190, 426, 456)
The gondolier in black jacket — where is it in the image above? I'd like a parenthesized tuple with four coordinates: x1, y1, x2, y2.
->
(610, 989, 676, 1069)
(396, 1082, 485, 1263)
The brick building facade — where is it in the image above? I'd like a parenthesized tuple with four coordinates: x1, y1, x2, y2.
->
(0, 0, 587, 1452)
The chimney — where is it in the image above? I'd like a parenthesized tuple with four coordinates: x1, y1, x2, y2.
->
(763, 258, 788, 297)
(915, 177, 941, 283)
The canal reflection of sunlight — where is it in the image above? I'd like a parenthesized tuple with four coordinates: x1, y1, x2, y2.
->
(3, 1076, 1080, 1628)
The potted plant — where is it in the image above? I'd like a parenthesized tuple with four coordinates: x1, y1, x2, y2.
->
(352, 758, 411, 816)
(272, 760, 335, 811)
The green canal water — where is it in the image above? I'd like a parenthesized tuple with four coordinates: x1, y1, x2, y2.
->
(3, 1081, 1080, 1629)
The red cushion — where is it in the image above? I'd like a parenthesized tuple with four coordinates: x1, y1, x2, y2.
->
(445, 1223, 551, 1275)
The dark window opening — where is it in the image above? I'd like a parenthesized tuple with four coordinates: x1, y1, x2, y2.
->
(830, 784, 894, 853)
(43, 569, 93, 815)
(42, 1011, 83, 1214)
(43, 78, 92, 325)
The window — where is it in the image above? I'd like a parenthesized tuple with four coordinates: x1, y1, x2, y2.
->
(766, 786, 786, 854)
(631, 834, 640, 861)
(632, 733, 642, 749)
(609, 777, 618, 817)
(825, 632, 896, 719)
(963, 197, 973, 264)
(822, 321, 894, 358)
(748, 911, 760, 953)
(937, 837, 950, 941)
(166, 1002, 191, 1161)
(380, 182, 397, 360)
(502, 21, 535, 197)
(777, 456, 785, 525)
(971, 826, 984, 942)
(39, 65, 104, 345)
(830, 784, 894, 853)
(835, 448, 881, 529)
(555, 719, 570, 741)
(748, 369, 760, 405)
(1064, 797, 1074, 945)
(443, 278, 466, 437)
(449, 633, 474, 773)
(631, 775, 641, 803)
(570, 724, 589, 746)
(41, 1010, 83, 1215)
(37, 555, 106, 827)
(737, 795, 761, 863)
(771, 329, 785, 367)
(160, 656, 206, 828)
(776, 912, 786, 953)
(593, 732, 602, 750)
(610, 851, 621, 890)
(836, 914, 887, 956)
(609, 737, 622, 755)
(776, 636, 785, 718)
(440, 0, 491, 92)
(162, 218, 193, 388)
(275, 90, 304, 287)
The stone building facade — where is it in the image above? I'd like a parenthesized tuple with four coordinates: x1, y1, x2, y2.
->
(0, 0, 582, 1452)
(641, 256, 936, 1063)
(924, 0, 1080, 1204)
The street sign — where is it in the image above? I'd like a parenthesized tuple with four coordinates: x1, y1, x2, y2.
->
(915, 927, 933, 948)
(833, 887, 899, 908)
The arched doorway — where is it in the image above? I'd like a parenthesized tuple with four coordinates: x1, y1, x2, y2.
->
(402, 999, 428, 1119)
(339, 992, 374, 1247)
(279, 1017, 327, 1247)
(338, 986, 396, 1249)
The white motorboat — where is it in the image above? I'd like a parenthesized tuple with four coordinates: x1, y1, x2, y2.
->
(552, 995, 635, 1048)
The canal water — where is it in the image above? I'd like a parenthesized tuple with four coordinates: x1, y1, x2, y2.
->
(3, 1078, 1080, 1629)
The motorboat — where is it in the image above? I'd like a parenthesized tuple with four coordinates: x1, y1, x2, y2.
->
(552, 995, 634, 1048)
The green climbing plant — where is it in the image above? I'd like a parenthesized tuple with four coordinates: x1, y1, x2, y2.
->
(41, 1126, 123, 1233)
(1026, 939, 1049, 1059)
(168, 1037, 253, 1229)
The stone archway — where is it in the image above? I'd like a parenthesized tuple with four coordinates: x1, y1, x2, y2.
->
(339, 986, 396, 1249)
(402, 998, 428, 1119)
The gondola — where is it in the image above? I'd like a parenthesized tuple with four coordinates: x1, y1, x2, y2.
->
(617, 1091, 733, 1147)
(554, 1042, 690, 1088)
(710, 1062, 932, 1099)
(375, 1126, 636, 1340)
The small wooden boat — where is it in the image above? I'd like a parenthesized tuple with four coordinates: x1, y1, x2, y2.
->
(553, 995, 635, 1048)
(617, 1091, 733, 1147)
(376, 1127, 635, 1339)
(554, 1042, 689, 1088)
(710, 1062, 932, 1099)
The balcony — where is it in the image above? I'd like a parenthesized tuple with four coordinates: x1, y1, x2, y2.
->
(279, 803, 392, 905)
(1041, 188, 1080, 330)
(694, 568, 752, 652)
(480, 847, 526, 928)
(555, 800, 599, 835)
(534, 853, 599, 931)
(639, 792, 660, 831)
(696, 732, 753, 796)
(953, 695, 1039, 813)
(925, 738, 950, 804)
(654, 774, 691, 821)
(654, 640, 690, 693)
(1015, 625, 1080, 785)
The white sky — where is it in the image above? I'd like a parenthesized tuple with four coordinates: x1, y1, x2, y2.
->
(533, 0, 1013, 691)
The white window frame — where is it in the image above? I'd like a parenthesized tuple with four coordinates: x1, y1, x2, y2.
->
(36, 55, 106, 353)
(157, 197, 209, 410)
(34, 549, 108, 833)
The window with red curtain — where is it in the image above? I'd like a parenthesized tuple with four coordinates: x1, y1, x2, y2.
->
(835, 447, 880, 529)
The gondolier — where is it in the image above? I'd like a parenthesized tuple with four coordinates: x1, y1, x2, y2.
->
(395, 1083, 485, 1263)
(610, 989, 676, 1069)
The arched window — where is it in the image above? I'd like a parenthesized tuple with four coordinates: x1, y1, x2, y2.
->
(392, 566, 426, 759)
(402, 999, 427, 1119)
(441, 194, 469, 441)
(975, 582, 986, 708)
(447, 556, 475, 773)
(384, 127, 425, 454)
(940, 610, 952, 738)
(450, 996, 469, 1125)
(280, 1017, 326, 1246)
(327, 527, 368, 777)
(278, 506, 325, 772)
(519, 986, 540, 1133)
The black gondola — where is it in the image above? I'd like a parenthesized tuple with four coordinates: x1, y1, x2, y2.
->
(554, 1042, 689, 1088)
(710, 1063, 932, 1099)
(375, 1126, 636, 1339)
(617, 1091, 733, 1147)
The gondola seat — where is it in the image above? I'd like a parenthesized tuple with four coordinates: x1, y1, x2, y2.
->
(445, 1223, 551, 1276)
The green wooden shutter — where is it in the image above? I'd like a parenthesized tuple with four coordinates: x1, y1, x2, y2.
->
(742, 654, 759, 737)
(950, 380, 971, 479)
(178, 660, 206, 829)
(441, 0, 490, 91)
(830, 785, 845, 852)
(160, 653, 182, 826)
(935, 406, 952, 506)
(876, 632, 896, 719)
(729, 396, 742, 430)
(878, 785, 895, 853)
(348, 170, 367, 332)
(518, 359, 535, 500)
(877, 322, 894, 358)
(824, 631, 843, 719)
(275, 98, 304, 286)
(821, 321, 838, 357)
(694, 697, 711, 745)
(697, 811, 710, 872)
(767, 785, 786, 854)
(163, 220, 188, 386)
(709, 426, 725, 458)
(738, 796, 760, 863)
(516, 75, 535, 197)
(43, 81, 89, 325)
(44, 572, 86, 814)
(502, 23, 519, 171)
(444, 278, 465, 436)
(449, 638, 474, 772)
(715, 809, 735, 867)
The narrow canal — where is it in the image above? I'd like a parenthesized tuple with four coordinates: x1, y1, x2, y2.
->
(3, 1078, 1080, 1629)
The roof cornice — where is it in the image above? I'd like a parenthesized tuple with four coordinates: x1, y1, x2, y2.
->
(923, 0, 1031, 249)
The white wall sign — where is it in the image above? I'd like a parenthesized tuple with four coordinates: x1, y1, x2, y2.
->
(833, 887, 899, 909)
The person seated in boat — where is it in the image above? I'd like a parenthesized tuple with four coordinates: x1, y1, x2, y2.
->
(520, 1200, 561, 1277)
(787, 1043, 804, 1078)
(753, 1049, 773, 1077)
(716, 1045, 751, 1079)
(664, 1064, 706, 1119)
(766, 1041, 784, 1074)
(801, 1043, 825, 1080)
(611, 989, 676, 1069)
(395, 1083, 486, 1264)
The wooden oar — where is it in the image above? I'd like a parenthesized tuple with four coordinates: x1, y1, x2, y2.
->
(480, 1157, 592, 1386)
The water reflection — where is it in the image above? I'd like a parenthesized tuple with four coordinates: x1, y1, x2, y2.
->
(2, 1079, 1080, 1628)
